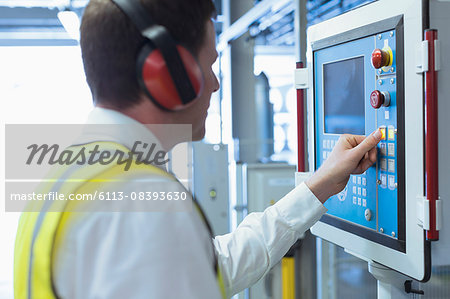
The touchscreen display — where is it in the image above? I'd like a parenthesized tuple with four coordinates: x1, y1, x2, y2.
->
(323, 57, 365, 135)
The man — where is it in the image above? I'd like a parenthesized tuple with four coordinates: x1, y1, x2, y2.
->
(14, 0, 381, 298)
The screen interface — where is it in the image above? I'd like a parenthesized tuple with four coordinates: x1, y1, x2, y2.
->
(323, 57, 365, 134)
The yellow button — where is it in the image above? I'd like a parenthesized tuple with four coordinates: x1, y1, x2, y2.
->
(380, 127, 386, 140)
(388, 127, 395, 140)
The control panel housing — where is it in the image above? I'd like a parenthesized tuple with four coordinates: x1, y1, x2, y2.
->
(313, 19, 405, 251)
(302, 0, 450, 281)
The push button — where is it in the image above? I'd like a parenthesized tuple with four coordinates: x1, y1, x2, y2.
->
(370, 90, 390, 109)
(388, 143, 395, 157)
(380, 158, 387, 171)
(388, 127, 395, 140)
(388, 159, 395, 173)
(379, 126, 386, 140)
(371, 48, 391, 69)
(380, 143, 387, 156)
(380, 174, 387, 188)
(388, 175, 396, 190)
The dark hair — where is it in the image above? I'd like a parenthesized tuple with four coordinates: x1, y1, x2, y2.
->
(80, 0, 216, 108)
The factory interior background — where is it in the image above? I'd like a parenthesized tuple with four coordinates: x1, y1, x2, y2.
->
(1, 0, 449, 298)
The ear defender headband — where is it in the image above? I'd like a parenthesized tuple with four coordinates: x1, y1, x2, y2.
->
(111, 0, 204, 110)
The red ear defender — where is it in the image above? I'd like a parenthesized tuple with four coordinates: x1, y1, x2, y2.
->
(110, 0, 203, 111)
(139, 45, 204, 111)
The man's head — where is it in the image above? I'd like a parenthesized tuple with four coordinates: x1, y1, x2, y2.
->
(80, 0, 217, 109)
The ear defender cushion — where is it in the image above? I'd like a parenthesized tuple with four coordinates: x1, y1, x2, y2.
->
(137, 44, 204, 111)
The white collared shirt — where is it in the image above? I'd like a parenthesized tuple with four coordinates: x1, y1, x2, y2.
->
(53, 107, 327, 298)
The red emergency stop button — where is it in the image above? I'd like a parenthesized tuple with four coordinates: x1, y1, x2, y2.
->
(371, 48, 390, 69)
(370, 90, 390, 109)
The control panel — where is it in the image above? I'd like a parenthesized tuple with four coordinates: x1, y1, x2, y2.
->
(313, 28, 404, 249)
(302, 0, 450, 282)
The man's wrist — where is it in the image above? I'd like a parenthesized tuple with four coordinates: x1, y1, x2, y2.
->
(305, 172, 331, 204)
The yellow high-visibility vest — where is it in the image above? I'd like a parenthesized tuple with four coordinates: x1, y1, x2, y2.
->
(14, 141, 226, 299)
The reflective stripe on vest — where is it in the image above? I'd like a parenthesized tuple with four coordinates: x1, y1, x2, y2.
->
(14, 141, 226, 299)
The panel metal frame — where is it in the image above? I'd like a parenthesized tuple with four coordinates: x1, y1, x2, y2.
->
(312, 16, 406, 252)
(306, 0, 431, 281)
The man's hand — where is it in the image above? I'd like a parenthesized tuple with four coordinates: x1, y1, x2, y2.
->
(305, 129, 382, 203)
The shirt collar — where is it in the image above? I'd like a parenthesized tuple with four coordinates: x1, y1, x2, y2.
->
(75, 107, 168, 170)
